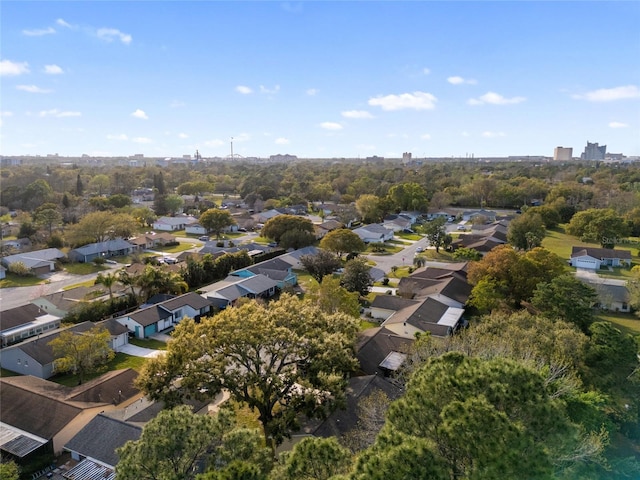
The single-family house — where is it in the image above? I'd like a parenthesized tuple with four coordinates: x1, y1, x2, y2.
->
(0, 237, 31, 253)
(0, 369, 139, 458)
(462, 209, 497, 223)
(115, 292, 213, 338)
(230, 257, 298, 288)
(426, 210, 457, 222)
(0, 265, 6, 280)
(570, 247, 633, 270)
(129, 232, 177, 251)
(0, 304, 62, 348)
(355, 326, 414, 376)
(581, 281, 632, 313)
(185, 223, 208, 235)
(253, 209, 283, 224)
(399, 211, 423, 224)
(314, 219, 344, 239)
(382, 214, 413, 232)
(31, 284, 130, 318)
(278, 246, 320, 270)
(0, 320, 128, 377)
(381, 296, 466, 339)
(64, 413, 142, 478)
(152, 215, 199, 231)
(1, 248, 66, 275)
(68, 239, 135, 263)
(200, 274, 280, 309)
(352, 224, 394, 243)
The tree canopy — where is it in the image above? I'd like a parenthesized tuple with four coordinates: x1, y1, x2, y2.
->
(320, 229, 366, 258)
(300, 249, 342, 283)
(200, 208, 236, 239)
(48, 325, 114, 384)
(261, 215, 314, 244)
(136, 295, 359, 451)
(340, 258, 373, 297)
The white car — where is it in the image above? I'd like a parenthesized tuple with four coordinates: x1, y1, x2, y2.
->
(457, 225, 467, 231)
(416, 246, 424, 253)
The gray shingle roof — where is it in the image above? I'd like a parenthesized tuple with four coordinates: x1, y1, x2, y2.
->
(71, 239, 135, 256)
(64, 414, 141, 466)
(571, 246, 632, 260)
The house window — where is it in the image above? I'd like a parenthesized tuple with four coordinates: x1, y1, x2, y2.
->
(24, 360, 28, 367)
(623, 303, 628, 310)
(17, 359, 20, 365)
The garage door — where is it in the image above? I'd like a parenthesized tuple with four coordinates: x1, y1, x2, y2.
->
(575, 258, 598, 269)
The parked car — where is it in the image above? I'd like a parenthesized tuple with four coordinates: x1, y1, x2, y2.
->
(163, 257, 178, 264)
(104, 259, 118, 264)
(199, 235, 210, 241)
(416, 246, 424, 253)
(457, 225, 467, 231)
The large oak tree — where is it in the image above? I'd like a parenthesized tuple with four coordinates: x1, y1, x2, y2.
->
(136, 295, 358, 451)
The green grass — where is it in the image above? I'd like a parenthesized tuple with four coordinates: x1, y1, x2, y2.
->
(366, 244, 404, 255)
(293, 270, 317, 290)
(153, 242, 197, 253)
(0, 368, 19, 377)
(596, 266, 638, 280)
(50, 353, 149, 387)
(396, 232, 422, 241)
(418, 249, 456, 261)
(359, 320, 379, 330)
(62, 279, 97, 290)
(387, 266, 413, 279)
(0, 273, 46, 288)
(129, 337, 168, 350)
(64, 263, 108, 275)
(597, 311, 640, 335)
(543, 225, 639, 261)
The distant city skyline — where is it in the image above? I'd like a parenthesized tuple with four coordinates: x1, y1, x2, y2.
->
(1, 1, 639, 158)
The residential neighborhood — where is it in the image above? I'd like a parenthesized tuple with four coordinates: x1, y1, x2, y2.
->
(0, 157, 639, 479)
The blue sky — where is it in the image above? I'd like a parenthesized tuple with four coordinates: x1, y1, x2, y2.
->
(2, 1, 639, 159)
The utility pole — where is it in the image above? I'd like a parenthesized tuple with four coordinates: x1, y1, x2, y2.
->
(230, 137, 234, 160)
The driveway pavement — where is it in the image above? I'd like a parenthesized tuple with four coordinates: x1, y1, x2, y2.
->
(119, 343, 164, 358)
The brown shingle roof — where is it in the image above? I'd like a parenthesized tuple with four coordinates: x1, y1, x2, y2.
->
(571, 246, 632, 260)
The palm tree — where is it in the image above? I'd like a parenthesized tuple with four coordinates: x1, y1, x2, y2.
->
(95, 272, 118, 304)
(136, 265, 188, 302)
(413, 256, 426, 268)
(118, 270, 140, 300)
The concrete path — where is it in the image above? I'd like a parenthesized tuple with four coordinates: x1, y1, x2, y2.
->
(119, 343, 164, 358)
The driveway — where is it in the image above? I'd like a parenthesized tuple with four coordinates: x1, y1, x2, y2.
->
(119, 343, 164, 358)
(575, 268, 628, 287)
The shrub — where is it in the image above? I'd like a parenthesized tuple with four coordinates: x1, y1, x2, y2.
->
(8, 261, 33, 277)
(382, 277, 390, 286)
(93, 257, 106, 265)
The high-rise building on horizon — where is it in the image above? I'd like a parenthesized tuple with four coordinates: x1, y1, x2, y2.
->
(554, 146, 573, 161)
(581, 141, 606, 161)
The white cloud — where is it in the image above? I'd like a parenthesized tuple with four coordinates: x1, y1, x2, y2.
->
(421, 133, 431, 140)
(468, 92, 526, 105)
(572, 85, 640, 102)
(481, 131, 506, 138)
(23, 27, 56, 36)
(320, 122, 343, 130)
(17, 85, 52, 93)
(341, 110, 374, 119)
(235, 85, 253, 94)
(107, 133, 128, 140)
(368, 91, 437, 111)
(275, 137, 290, 145)
(44, 64, 64, 75)
(448, 76, 477, 85)
(178, 133, 189, 139)
(260, 85, 280, 94)
(423, 68, 431, 75)
(204, 139, 225, 147)
(306, 88, 318, 96)
(0, 60, 29, 76)
(56, 18, 73, 28)
(96, 28, 132, 45)
(132, 137, 152, 144)
(131, 109, 148, 120)
(39, 109, 81, 118)
(609, 121, 629, 128)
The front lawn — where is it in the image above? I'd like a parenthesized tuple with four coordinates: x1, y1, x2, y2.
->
(543, 225, 638, 261)
(153, 242, 197, 254)
(0, 273, 46, 288)
(598, 311, 640, 335)
(396, 232, 422, 241)
(366, 244, 404, 255)
(50, 353, 149, 387)
(64, 263, 108, 275)
(129, 337, 168, 350)
(359, 320, 379, 330)
(62, 279, 97, 291)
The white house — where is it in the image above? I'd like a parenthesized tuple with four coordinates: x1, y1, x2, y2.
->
(570, 247, 632, 270)
(1, 248, 66, 275)
(352, 224, 394, 243)
(152, 215, 199, 231)
(116, 292, 213, 338)
(185, 223, 208, 235)
(382, 214, 413, 232)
